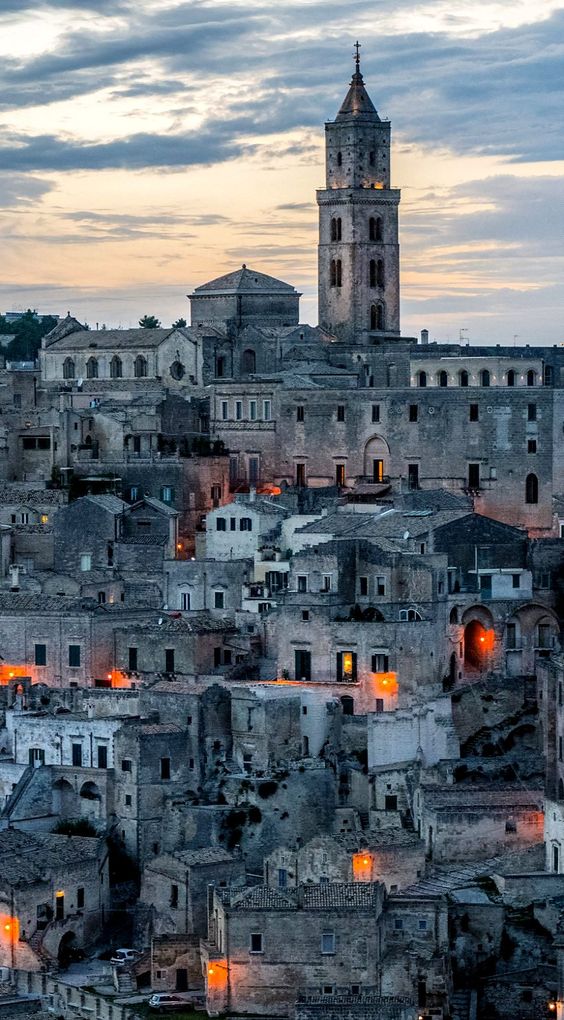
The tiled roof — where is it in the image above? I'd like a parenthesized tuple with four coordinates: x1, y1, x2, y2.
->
(84, 493, 128, 514)
(296, 507, 468, 540)
(0, 487, 67, 507)
(46, 327, 191, 351)
(230, 886, 297, 910)
(302, 883, 380, 909)
(193, 266, 296, 295)
(0, 829, 101, 886)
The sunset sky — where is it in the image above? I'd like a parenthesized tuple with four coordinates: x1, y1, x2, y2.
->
(2, 0, 564, 344)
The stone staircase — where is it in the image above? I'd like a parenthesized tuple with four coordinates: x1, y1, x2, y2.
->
(115, 967, 135, 994)
(451, 988, 471, 1020)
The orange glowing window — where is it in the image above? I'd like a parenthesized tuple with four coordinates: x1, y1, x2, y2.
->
(352, 852, 373, 882)
(0, 915, 19, 942)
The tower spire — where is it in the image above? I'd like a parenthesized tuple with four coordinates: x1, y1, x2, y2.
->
(354, 40, 361, 75)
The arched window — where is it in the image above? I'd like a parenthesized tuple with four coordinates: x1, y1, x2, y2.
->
(336, 152, 342, 167)
(134, 355, 147, 378)
(480, 369, 490, 387)
(525, 473, 538, 504)
(63, 357, 75, 380)
(370, 303, 384, 331)
(330, 259, 342, 287)
(369, 150, 375, 166)
(86, 357, 98, 379)
(110, 356, 122, 379)
(527, 369, 536, 386)
(417, 371, 427, 388)
(330, 217, 342, 241)
(507, 370, 516, 387)
(449, 607, 459, 624)
(377, 259, 384, 287)
(369, 260, 377, 288)
(369, 216, 383, 242)
(242, 349, 256, 374)
(438, 370, 448, 388)
(459, 370, 469, 387)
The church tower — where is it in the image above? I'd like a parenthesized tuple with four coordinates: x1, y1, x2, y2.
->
(317, 46, 400, 343)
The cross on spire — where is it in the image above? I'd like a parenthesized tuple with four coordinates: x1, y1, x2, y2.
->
(354, 40, 361, 72)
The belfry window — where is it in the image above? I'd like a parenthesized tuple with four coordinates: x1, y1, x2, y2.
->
(370, 260, 384, 288)
(370, 304, 385, 331)
(330, 259, 342, 287)
(331, 217, 342, 242)
(525, 473, 538, 504)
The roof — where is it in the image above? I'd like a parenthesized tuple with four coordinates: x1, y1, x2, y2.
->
(149, 847, 237, 875)
(117, 610, 234, 635)
(192, 265, 297, 296)
(336, 68, 380, 122)
(84, 493, 128, 514)
(226, 883, 381, 911)
(0, 829, 102, 887)
(295, 507, 468, 542)
(0, 487, 67, 507)
(128, 496, 178, 517)
(45, 326, 190, 352)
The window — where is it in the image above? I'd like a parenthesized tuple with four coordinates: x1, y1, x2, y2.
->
(72, 743, 83, 767)
(297, 575, 307, 593)
(80, 553, 92, 572)
(214, 590, 225, 610)
(248, 456, 260, 486)
(128, 647, 138, 671)
(86, 357, 98, 379)
(527, 369, 536, 386)
(134, 355, 147, 378)
(399, 608, 422, 622)
(160, 486, 173, 503)
(34, 643, 47, 666)
(418, 919, 428, 931)
(468, 463, 480, 490)
(250, 932, 263, 953)
(165, 648, 175, 673)
(408, 463, 419, 490)
(330, 217, 342, 241)
(63, 357, 75, 380)
(29, 747, 45, 766)
(181, 591, 191, 611)
(216, 517, 226, 531)
(330, 259, 342, 287)
(235, 400, 243, 420)
(369, 216, 382, 241)
(438, 370, 448, 387)
(417, 371, 427, 388)
(372, 458, 384, 483)
(321, 574, 332, 593)
(77, 887, 85, 909)
(337, 404, 345, 422)
(240, 517, 252, 531)
(336, 151, 342, 166)
(525, 473, 538, 504)
(121, 759, 132, 772)
(302, 610, 310, 621)
(278, 868, 287, 888)
(506, 623, 516, 649)
(376, 576, 386, 596)
(160, 757, 171, 780)
(335, 464, 346, 487)
(371, 404, 380, 423)
(170, 884, 179, 908)
(230, 517, 236, 531)
(97, 590, 106, 605)
(394, 918, 403, 931)
(296, 463, 306, 487)
(469, 404, 479, 422)
(242, 349, 256, 374)
(55, 893, 64, 921)
(249, 400, 257, 421)
(370, 303, 384, 330)
(216, 355, 225, 378)
(296, 405, 305, 422)
(512, 574, 520, 588)
(97, 745, 108, 769)
(263, 399, 271, 421)
(110, 356, 122, 379)
(221, 400, 229, 420)
(480, 369, 490, 387)
(321, 932, 336, 955)
(359, 576, 368, 596)
(409, 404, 418, 422)
(372, 653, 389, 672)
(337, 651, 357, 683)
(528, 439, 537, 453)
(537, 623, 552, 649)
(527, 403, 537, 422)
(459, 370, 469, 387)
(68, 645, 81, 668)
(507, 370, 516, 387)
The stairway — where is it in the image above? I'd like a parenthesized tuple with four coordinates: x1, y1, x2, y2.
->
(115, 968, 135, 994)
(451, 988, 471, 1020)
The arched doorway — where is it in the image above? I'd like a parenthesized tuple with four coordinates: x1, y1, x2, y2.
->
(52, 778, 76, 817)
(58, 931, 81, 967)
(364, 436, 389, 483)
(79, 780, 102, 820)
(464, 620, 494, 671)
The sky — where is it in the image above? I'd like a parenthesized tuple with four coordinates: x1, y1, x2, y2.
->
(1, 0, 564, 344)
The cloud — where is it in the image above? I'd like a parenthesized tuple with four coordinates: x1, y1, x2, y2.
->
(0, 174, 54, 208)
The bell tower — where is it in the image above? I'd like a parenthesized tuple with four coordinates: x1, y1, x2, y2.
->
(317, 45, 401, 343)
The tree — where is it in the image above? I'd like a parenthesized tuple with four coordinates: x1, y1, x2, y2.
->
(172, 317, 187, 328)
(2, 310, 58, 362)
(138, 314, 161, 328)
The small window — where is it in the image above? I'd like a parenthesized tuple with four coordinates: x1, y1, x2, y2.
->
(507, 370, 516, 386)
(409, 404, 418, 422)
(302, 610, 310, 622)
(512, 574, 520, 588)
(418, 919, 428, 931)
(221, 400, 229, 420)
(170, 884, 179, 907)
(160, 486, 173, 503)
(528, 439, 537, 453)
(160, 757, 171, 781)
(321, 932, 336, 955)
(468, 463, 480, 490)
(121, 759, 132, 772)
(480, 369, 490, 387)
(125, 794, 132, 806)
(372, 653, 389, 672)
(278, 868, 287, 888)
(235, 400, 243, 420)
(359, 576, 368, 596)
(371, 404, 380, 423)
(72, 743, 83, 767)
(34, 643, 47, 666)
(68, 645, 81, 668)
(337, 405, 345, 422)
(77, 887, 85, 909)
(438, 370, 448, 387)
(80, 553, 92, 572)
(250, 932, 263, 954)
(297, 575, 307, 593)
(525, 473, 538, 504)
(216, 517, 226, 531)
(527, 369, 536, 386)
(97, 745, 108, 769)
(376, 576, 385, 596)
(394, 918, 403, 931)
(321, 574, 332, 593)
(165, 649, 175, 673)
(240, 517, 252, 531)
(98, 590, 106, 605)
(408, 463, 419, 490)
(263, 399, 271, 421)
(469, 404, 479, 422)
(249, 400, 257, 421)
(459, 370, 469, 387)
(128, 647, 138, 671)
(214, 591, 225, 609)
(296, 405, 305, 422)
(417, 371, 427, 388)
(527, 403, 537, 422)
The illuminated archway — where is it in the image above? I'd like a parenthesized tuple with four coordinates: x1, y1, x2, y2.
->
(464, 620, 494, 670)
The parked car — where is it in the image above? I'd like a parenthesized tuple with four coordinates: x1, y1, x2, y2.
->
(148, 993, 187, 1013)
(111, 948, 139, 967)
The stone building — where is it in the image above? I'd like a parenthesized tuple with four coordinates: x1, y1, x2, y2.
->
(141, 846, 245, 937)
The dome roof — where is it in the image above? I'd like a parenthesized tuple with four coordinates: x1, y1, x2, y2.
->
(192, 265, 297, 296)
